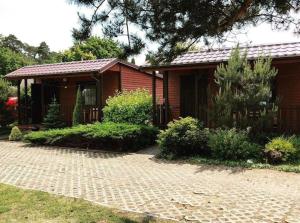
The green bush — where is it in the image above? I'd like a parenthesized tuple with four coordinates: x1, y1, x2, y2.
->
(157, 117, 209, 157)
(103, 89, 152, 125)
(208, 128, 261, 161)
(290, 136, 300, 160)
(43, 97, 65, 129)
(24, 122, 158, 152)
(265, 137, 297, 164)
(9, 126, 22, 141)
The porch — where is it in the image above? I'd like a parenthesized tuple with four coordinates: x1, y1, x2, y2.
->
(17, 71, 121, 126)
(154, 66, 300, 133)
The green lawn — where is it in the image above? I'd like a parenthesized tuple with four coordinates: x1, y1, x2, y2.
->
(0, 183, 170, 223)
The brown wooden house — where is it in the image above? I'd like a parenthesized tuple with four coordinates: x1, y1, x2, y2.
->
(145, 42, 300, 133)
(5, 58, 163, 126)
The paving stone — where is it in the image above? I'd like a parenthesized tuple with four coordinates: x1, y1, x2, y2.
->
(0, 141, 300, 222)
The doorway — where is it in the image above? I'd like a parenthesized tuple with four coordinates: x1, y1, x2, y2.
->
(180, 73, 208, 125)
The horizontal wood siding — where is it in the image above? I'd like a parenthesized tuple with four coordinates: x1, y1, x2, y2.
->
(276, 62, 300, 132)
(119, 65, 163, 103)
(165, 62, 300, 133)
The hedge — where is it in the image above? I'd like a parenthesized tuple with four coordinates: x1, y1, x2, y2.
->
(24, 122, 158, 152)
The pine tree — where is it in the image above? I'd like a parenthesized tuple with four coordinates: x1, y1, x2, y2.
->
(43, 97, 65, 129)
(72, 88, 84, 126)
(213, 47, 278, 132)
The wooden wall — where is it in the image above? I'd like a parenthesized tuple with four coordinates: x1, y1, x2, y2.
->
(111, 64, 163, 103)
(165, 61, 300, 133)
(275, 62, 300, 132)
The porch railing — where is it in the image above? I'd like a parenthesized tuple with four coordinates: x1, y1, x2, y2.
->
(44, 104, 99, 125)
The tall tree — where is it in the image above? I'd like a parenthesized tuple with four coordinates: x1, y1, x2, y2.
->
(70, 0, 300, 62)
(212, 47, 278, 132)
(62, 36, 123, 62)
(0, 47, 33, 77)
(0, 34, 62, 77)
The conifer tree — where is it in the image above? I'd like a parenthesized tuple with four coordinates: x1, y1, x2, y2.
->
(72, 88, 84, 126)
(43, 97, 65, 129)
(213, 47, 278, 132)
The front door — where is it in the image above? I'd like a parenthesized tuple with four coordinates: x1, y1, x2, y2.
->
(180, 73, 208, 125)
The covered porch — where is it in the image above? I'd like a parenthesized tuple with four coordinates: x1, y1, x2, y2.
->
(5, 59, 126, 126)
(15, 71, 120, 126)
(151, 61, 300, 133)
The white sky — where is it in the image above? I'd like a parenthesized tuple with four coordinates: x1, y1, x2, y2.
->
(1, 0, 300, 65)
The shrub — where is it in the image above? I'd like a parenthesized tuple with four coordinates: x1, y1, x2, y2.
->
(24, 122, 158, 152)
(9, 126, 22, 141)
(72, 88, 84, 126)
(157, 117, 209, 157)
(103, 89, 152, 125)
(208, 128, 261, 161)
(290, 136, 300, 160)
(43, 97, 65, 129)
(265, 137, 297, 164)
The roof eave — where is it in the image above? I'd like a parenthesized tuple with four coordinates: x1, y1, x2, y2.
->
(141, 55, 300, 71)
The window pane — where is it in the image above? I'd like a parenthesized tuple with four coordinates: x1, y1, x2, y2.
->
(82, 85, 96, 106)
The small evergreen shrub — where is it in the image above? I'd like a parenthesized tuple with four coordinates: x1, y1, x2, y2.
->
(157, 117, 209, 157)
(72, 88, 84, 126)
(264, 137, 297, 164)
(43, 97, 65, 129)
(290, 136, 300, 160)
(103, 89, 152, 125)
(24, 122, 158, 152)
(9, 126, 22, 141)
(208, 128, 261, 160)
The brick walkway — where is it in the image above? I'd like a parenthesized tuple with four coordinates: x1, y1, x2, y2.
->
(0, 142, 300, 222)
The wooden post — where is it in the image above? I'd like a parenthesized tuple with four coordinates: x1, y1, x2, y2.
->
(163, 71, 169, 126)
(152, 71, 157, 125)
(24, 79, 28, 124)
(41, 81, 45, 118)
(17, 80, 21, 125)
(96, 74, 104, 121)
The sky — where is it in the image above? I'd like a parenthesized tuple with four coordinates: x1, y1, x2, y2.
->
(1, 0, 300, 65)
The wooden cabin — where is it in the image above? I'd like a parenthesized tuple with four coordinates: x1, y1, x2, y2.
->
(5, 58, 163, 126)
(144, 42, 300, 133)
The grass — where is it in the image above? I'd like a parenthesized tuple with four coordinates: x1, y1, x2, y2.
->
(0, 183, 171, 223)
(177, 156, 300, 173)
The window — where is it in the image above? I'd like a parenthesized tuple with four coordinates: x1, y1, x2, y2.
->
(82, 84, 97, 106)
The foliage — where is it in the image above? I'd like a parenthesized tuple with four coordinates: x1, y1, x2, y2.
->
(103, 89, 152, 125)
(43, 97, 65, 129)
(208, 128, 261, 161)
(265, 137, 297, 164)
(0, 78, 15, 127)
(212, 47, 278, 133)
(0, 77, 12, 102)
(0, 47, 34, 77)
(62, 37, 123, 62)
(186, 157, 300, 174)
(0, 184, 165, 223)
(290, 136, 300, 160)
(72, 88, 84, 126)
(0, 35, 61, 70)
(8, 126, 22, 141)
(157, 117, 209, 157)
(70, 0, 297, 61)
(0, 34, 62, 77)
(24, 122, 158, 152)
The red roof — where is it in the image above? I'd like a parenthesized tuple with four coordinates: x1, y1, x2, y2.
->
(5, 58, 140, 79)
(171, 42, 300, 65)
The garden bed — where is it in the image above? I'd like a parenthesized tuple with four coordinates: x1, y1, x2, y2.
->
(24, 122, 158, 152)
